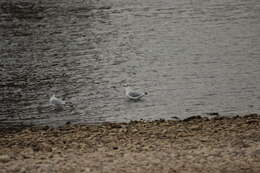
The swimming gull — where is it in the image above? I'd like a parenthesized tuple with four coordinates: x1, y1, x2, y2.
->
(49, 94, 65, 110)
(123, 84, 148, 100)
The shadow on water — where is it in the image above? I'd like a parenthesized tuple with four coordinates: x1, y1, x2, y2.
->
(0, 0, 259, 128)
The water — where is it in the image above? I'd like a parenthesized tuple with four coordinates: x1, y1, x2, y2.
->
(0, 0, 259, 127)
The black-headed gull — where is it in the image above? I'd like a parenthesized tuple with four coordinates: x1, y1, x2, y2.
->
(49, 94, 65, 110)
(123, 84, 148, 100)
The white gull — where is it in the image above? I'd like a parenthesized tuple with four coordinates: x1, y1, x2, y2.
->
(49, 94, 66, 110)
(123, 84, 148, 100)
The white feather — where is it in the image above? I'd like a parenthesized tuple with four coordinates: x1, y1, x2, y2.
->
(123, 85, 147, 100)
(49, 94, 65, 109)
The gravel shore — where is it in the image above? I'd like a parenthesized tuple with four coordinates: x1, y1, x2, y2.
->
(0, 114, 260, 173)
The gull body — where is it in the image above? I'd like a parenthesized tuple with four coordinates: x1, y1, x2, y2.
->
(123, 84, 147, 100)
(49, 94, 65, 110)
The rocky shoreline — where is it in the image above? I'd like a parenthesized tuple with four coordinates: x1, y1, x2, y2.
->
(0, 114, 260, 173)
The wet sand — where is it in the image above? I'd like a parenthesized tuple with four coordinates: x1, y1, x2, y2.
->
(0, 114, 260, 173)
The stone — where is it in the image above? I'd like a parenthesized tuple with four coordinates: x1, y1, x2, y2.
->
(0, 155, 11, 163)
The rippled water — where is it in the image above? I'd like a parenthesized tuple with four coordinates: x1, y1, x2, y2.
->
(0, 0, 259, 127)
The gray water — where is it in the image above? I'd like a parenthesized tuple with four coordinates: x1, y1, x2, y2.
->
(0, 0, 259, 127)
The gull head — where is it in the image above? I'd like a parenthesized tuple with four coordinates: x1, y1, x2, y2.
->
(123, 84, 129, 88)
(123, 84, 131, 92)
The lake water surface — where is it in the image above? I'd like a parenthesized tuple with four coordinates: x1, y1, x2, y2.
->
(0, 0, 259, 127)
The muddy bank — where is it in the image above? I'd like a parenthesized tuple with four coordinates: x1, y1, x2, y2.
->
(0, 114, 260, 173)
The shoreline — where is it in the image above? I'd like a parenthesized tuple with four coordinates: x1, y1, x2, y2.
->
(0, 113, 258, 132)
(0, 114, 260, 173)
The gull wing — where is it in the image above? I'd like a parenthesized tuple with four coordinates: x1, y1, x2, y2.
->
(128, 91, 143, 98)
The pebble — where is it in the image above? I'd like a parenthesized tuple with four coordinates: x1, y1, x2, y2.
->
(0, 154, 11, 163)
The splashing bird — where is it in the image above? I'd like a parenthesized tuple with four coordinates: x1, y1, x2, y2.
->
(49, 94, 65, 110)
(123, 84, 148, 100)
